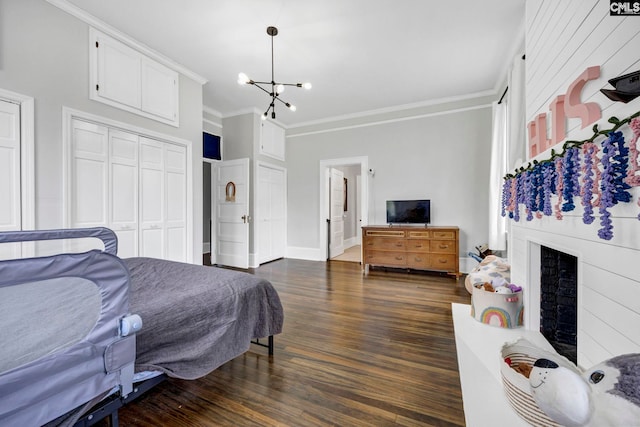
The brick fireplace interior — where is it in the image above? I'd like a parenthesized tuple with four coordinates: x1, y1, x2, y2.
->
(539, 245, 578, 364)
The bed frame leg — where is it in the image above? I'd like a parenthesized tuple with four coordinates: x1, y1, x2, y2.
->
(251, 336, 275, 355)
(109, 411, 119, 427)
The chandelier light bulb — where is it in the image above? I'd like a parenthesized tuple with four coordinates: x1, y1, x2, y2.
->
(275, 84, 285, 94)
(237, 73, 250, 85)
(302, 82, 312, 90)
(261, 112, 268, 120)
(287, 103, 297, 112)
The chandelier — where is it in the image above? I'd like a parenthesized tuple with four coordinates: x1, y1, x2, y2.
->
(237, 26, 311, 120)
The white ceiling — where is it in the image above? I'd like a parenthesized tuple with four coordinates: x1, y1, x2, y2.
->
(64, 0, 525, 127)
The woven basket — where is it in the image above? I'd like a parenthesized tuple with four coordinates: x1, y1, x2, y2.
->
(500, 338, 580, 426)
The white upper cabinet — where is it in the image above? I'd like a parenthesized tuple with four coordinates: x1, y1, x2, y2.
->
(90, 28, 179, 127)
(260, 120, 285, 161)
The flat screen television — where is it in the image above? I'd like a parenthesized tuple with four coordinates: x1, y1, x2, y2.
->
(386, 199, 431, 225)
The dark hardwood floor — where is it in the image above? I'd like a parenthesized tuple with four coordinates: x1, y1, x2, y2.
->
(102, 259, 471, 426)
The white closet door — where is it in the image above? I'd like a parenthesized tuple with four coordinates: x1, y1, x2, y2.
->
(257, 163, 286, 264)
(164, 143, 186, 262)
(139, 137, 164, 259)
(270, 167, 286, 259)
(109, 129, 138, 258)
(0, 100, 21, 259)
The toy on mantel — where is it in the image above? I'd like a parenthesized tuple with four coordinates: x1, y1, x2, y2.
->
(477, 277, 522, 294)
(529, 354, 640, 427)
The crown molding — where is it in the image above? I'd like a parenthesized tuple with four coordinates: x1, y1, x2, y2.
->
(46, 0, 208, 85)
(203, 105, 222, 119)
(287, 103, 491, 138)
(288, 89, 496, 129)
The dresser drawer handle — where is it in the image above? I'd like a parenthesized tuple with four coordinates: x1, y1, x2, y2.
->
(415, 244, 423, 248)
(395, 256, 403, 260)
(367, 242, 373, 245)
(439, 244, 449, 249)
(415, 257, 422, 262)
(438, 258, 447, 263)
(395, 243, 403, 247)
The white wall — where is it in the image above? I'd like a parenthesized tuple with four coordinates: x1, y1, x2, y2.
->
(286, 97, 494, 267)
(0, 0, 204, 262)
(511, 0, 640, 368)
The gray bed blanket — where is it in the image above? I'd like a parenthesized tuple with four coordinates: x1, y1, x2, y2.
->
(123, 257, 283, 380)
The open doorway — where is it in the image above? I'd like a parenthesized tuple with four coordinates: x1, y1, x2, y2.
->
(319, 157, 369, 263)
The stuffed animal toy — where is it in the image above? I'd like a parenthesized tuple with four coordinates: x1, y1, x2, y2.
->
(530, 354, 640, 426)
(464, 255, 510, 294)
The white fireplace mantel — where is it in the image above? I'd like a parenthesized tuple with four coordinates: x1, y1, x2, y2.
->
(452, 303, 557, 426)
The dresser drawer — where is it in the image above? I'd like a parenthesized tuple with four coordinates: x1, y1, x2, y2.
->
(430, 240, 456, 254)
(364, 237, 406, 251)
(407, 230, 430, 239)
(406, 239, 429, 252)
(365, 229, 405, 238)
(407, 252, 430, 269)
(431, 230, 456, 239)
(430, 254, 457, 271)
(365, 251, 407, 267)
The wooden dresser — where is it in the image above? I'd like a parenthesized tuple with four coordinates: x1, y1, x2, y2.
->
(362, 226, 459, 278)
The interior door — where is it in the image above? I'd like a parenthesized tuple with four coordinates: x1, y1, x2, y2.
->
(213, 158, 250, 269)
(257, 163, 286, 264)
(0, 100, 21, 259)
(329, 168, 345, 258)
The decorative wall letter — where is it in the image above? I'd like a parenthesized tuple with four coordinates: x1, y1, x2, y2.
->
(564, 66, 602, 129)
(528, 113, 550, 158)
(549, 95, 566, 145)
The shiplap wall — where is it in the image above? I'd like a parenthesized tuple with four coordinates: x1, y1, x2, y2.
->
(510, 0, 640, 369)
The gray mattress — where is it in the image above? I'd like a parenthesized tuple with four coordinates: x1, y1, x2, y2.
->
(124, 257, 284, 380)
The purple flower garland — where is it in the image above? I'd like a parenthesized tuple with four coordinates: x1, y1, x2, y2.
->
(597, 131, 632, 240)
(580, 143, 597, 224)
(501, 178, 511, 218)
(625, 118, 640, 219)
(608, 131, 632, 204)
(500, 111, 639, 240)
(542, 162, 555, 216)
(561, 146, 580, 212)
(554, 157, 564, 220)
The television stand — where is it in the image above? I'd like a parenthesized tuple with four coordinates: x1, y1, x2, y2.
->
(362, 225, 459, 278)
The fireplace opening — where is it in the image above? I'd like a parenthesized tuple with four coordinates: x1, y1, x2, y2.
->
(540, 246, 577, 364)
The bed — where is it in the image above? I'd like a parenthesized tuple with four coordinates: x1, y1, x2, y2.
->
(0, 228, 284, 426)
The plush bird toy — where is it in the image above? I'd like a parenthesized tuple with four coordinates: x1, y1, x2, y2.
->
(529, 354, 640, 427)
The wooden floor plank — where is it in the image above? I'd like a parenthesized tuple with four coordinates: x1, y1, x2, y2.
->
(100, 259, 471, 426)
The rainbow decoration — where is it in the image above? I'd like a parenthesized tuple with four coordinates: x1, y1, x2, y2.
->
(480, 307, 512, 328)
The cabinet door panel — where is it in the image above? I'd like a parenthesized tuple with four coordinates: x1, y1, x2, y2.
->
(141, 58, 178, 121)
(97, 34, 141, 108)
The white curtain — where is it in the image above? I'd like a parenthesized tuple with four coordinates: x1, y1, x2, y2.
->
(507, 55, 526, 170)
(489, 101, 507, 250)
